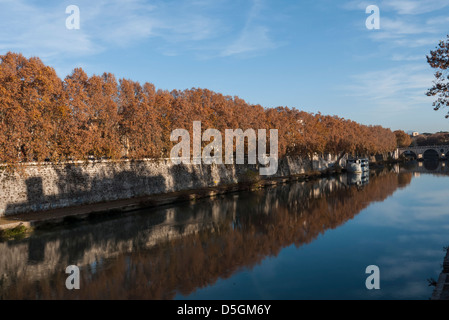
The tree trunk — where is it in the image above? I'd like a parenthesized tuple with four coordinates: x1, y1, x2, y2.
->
(335, 151, 346, 167)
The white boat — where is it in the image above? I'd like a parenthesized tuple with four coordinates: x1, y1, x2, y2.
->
(347, 171, 369, 186)
(346, 158, 369, 173)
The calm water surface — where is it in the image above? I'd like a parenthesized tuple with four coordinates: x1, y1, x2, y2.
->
(1, 162, 448, 299)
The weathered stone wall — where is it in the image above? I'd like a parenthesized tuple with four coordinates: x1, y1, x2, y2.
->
(0, 155, 342, 217)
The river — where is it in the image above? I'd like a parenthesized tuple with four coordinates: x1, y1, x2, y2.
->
(1, 161, 448, 300)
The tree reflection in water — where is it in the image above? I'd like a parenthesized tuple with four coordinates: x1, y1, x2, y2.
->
(0, 170, 412, 299)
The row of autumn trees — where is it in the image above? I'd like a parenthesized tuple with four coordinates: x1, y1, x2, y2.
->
(0, 52, 398, 165)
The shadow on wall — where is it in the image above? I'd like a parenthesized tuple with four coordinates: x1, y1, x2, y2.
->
(4, 161, 167, 216)
(3, 156, 314, 216)
(4, 161, 261, 216)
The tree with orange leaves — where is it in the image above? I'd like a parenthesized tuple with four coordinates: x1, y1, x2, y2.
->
(0, 51, 399, 167)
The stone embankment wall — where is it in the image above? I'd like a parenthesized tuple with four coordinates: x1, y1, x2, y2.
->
(0, 155, 343, 216)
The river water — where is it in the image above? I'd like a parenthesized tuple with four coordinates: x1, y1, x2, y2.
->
(1, 161, 448, 300)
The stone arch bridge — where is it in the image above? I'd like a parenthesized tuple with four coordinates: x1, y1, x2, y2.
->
(398, 145, 449, 160)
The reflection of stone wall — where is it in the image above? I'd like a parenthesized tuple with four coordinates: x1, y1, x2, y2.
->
(0, 171, 411, 299)
(0, 176, 336, 297)
(0, 205, 227, 292)
(0, 156, 321, 216)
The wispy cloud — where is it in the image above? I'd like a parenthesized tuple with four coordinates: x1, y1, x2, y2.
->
(0, 0, 279, 62)
(340, 64, 435, 121)
(344, 65, 432, 101)
(221, 0, 278, 57)
(0, 0, 98, 57)
(221, 25, 276, 57)
(391, 54, 425, 61)
(383, 0, 449, 15)
(0, 0, 164, 57)
(339, 0, 448, 124)
(344, 0, 449, 50)
(344, 0, 449, 15)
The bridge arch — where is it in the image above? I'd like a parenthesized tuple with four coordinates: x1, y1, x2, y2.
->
(423, 160, 439, 171)
(398, 145, 448, 160)
(400, 150, 417, 159)
(423, 149, 439, 160)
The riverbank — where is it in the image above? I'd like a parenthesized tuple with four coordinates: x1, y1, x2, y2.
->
(1, 154, 351, 217)
(0, 168, 335, 236)
(432, 247, 449, 300)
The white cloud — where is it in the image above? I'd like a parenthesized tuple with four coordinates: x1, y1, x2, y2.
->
(0, 0, 279, 62)
(344, 0, 449, 48)
(0, 0, 98, 57)
(392, 37, 442, 48)
(380, 17, 435, 35)
(364, 15, 446, 50)
(339, 0, 448, 124)
(383, 0, 449, 15)
(344, 0, 449, 15)
(221, 25, 276, 57)
(221, 0, 278, 57)
(342, 0, 373, 11)
(354, 186, 449, 231)
(344, 65, 433, 103)
(391, 54, 425, 61)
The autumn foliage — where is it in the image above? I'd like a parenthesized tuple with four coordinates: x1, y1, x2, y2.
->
(0, 52, 397, 165)
(394, 130, 412, 148)
(413, 131, 449, 146)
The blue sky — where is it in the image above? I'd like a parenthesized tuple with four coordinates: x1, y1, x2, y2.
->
(1, 0, 449, 133)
